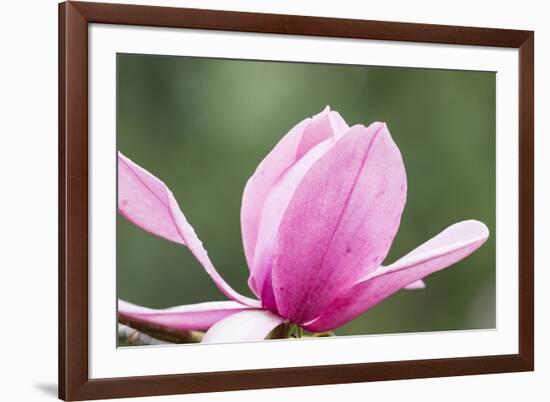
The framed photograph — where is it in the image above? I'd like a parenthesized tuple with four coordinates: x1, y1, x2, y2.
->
(59, 1, 534, 400)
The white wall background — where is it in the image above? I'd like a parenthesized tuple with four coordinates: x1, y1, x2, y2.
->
(0, 0, 546, 401)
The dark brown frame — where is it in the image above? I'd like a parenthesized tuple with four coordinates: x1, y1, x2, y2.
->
(59, 1, 534, 400)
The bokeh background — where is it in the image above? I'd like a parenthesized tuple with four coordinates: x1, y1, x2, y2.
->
(117, 53, 496, 338)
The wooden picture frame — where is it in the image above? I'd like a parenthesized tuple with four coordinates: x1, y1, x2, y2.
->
(59, 1, 534, 400)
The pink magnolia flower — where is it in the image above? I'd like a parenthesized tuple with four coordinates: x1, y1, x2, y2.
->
(118, 107, 489, 343)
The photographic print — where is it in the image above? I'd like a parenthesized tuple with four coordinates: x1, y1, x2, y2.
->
(116, 54, 496, 346)
(59, 3, 533, 399)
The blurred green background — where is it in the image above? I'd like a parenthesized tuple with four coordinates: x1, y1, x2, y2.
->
(117, 53, 496, 337)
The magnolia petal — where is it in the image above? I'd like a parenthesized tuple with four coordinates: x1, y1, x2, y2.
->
(271, 123, 407, 324)
(118, 299, 253, 333)
(201, 310, 284, 344)
(241, 118, 310, 294)
(252, 139, 336, 310)
(241, 107, 349, 292)
(118, 153, 260, 308)
(303, 220, 489, 332)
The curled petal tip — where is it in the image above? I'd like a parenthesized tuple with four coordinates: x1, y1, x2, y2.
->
(465, 219, 490, 239)
(405, 279, 426, 290)
(369, 121, 389, 133)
